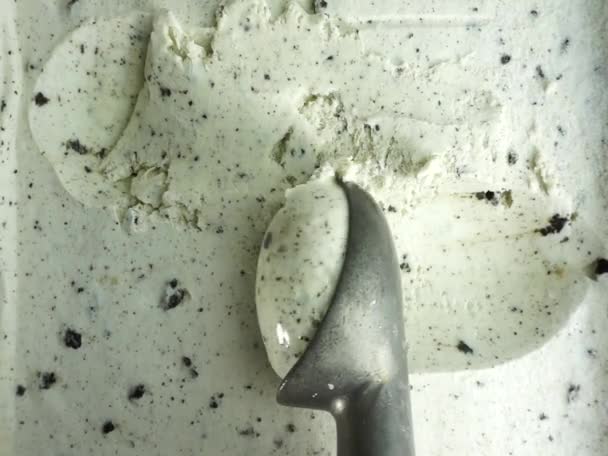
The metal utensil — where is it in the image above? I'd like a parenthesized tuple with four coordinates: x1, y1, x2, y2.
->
(277, 181, 415, 456)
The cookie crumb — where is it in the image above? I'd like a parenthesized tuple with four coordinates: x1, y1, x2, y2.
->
(63, 328, 82, 349)
(102, 420, 115, 434)
(594, 258, 608, 276)
(128, 384, 146, 401)
(536, 214, 569, 236)
(39, 372, 57, 390)
(34, 92, 49, 106)
(457, 340, 474, 354)
(566, 384, 580, 403)
(162, 279, 189, 310)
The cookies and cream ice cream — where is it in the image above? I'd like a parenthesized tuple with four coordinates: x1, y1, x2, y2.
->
(29, 2, 601, 374)
(1, 0, 605, 454)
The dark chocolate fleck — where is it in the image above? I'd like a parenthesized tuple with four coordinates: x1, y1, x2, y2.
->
(160, 87, 172, 97)
(66, 139, 89, 155)
(39, 372, 57, 390)
(166, 289, 185, 309)
(34, 92, 50, 106)
(286, 423, 296, 433)
(128, 384, 146, 400)
(182, 356, 192, 367)
(456, 340, 474, 354)
(500, 54, 512, 65)
(162, 279, 188, 310)
(63, 328, 82, 349)
(102, 420, 115, 434)
(566, 384, 580, 403)
(237, 426, 255, 437)
(16, 385, 26, 396)
(560, 38, 570, 53)
(536, 65, 545, 79)
(475, 190, 495, 202)
(507, 151, 518, 165)
(536, 214, 569, 236)
(594, 258, 608, 276)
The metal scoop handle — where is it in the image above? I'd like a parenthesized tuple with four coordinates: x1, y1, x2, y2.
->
(277, 182, 415, 456)
(334, 379, 414, 456)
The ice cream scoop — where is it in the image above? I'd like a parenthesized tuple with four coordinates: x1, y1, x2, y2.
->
(275, 181, 415, 456)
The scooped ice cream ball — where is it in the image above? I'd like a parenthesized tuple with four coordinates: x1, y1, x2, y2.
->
(255, 173, 348, 378)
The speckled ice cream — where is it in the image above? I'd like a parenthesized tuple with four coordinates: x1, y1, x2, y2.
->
(1, 0, 607, 455)
(29, 0, 603, 374)
(255, 171, 348, 378)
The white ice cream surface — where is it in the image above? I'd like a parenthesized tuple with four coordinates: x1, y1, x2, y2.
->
(29, 12, 153, 208)
(11, 0, 608, 454)
(30, 2, 506, 230)
(30, 1, 602, 372)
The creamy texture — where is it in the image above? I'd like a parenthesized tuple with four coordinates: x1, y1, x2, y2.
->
(2, 0, 608, 455)
(29, 2, 505, 229)
(29, 1, 602, 373)
(256, 167, 599, 375)
(29, 13, 152, 209)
